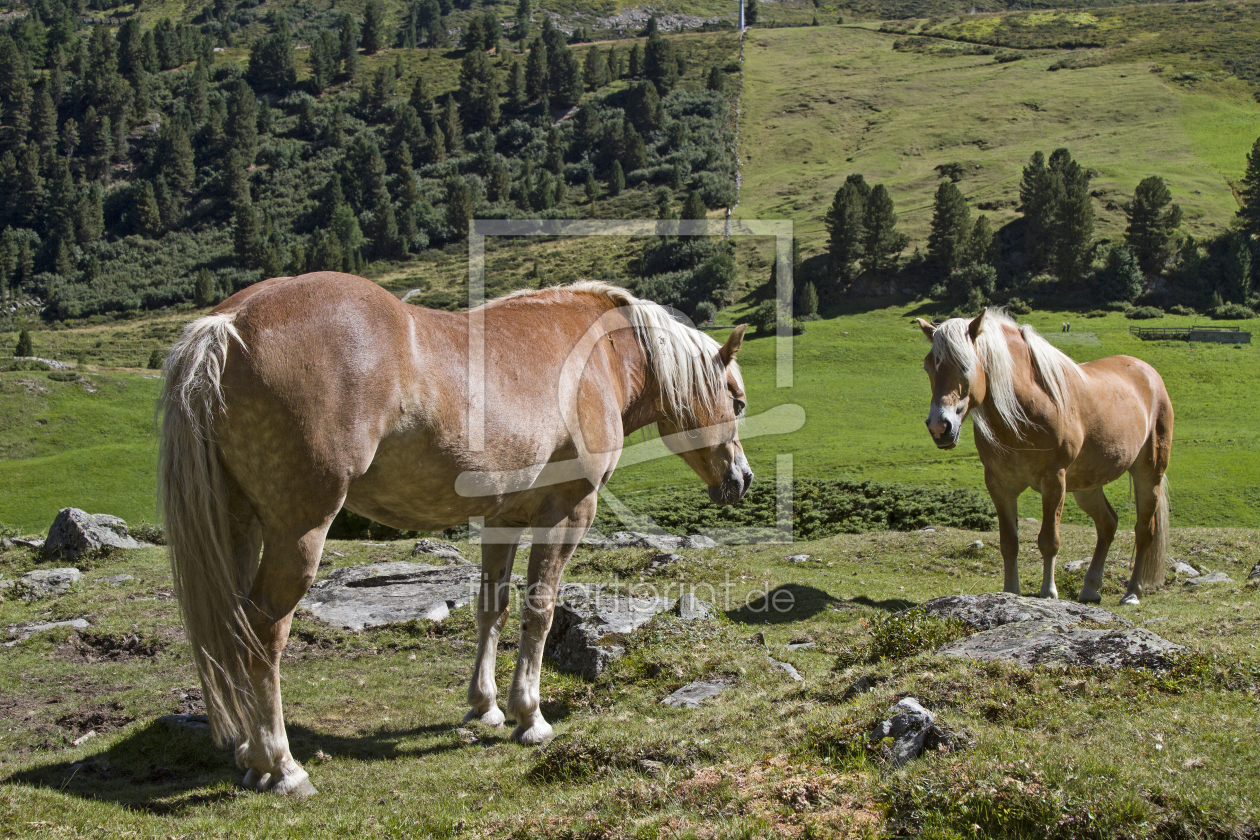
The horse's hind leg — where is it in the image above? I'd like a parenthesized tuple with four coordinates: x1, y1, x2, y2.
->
(236, 515, 335, 797)
(1121, 470, 1168, 607)
(1072, 487, 1118, 603)
(466, 528, 523, 727)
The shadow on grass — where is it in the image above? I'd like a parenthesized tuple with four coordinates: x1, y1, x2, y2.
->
(849, 594, 918, 612)
(1, 713, 507, 813)
(725, 583, 839, 624)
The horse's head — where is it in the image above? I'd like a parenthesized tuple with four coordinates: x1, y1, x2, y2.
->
(656, 325, 753, 505)
(917, 312, 988, 449)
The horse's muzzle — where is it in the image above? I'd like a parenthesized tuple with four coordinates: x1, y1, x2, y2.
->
(708, 467, 753, 505)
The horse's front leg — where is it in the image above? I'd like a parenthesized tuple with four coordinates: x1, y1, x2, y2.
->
(508, 494, 595, 745)
(1036, 470, 1068, 599)
(465, 528, 523, 727)
(986, 470, 1022, 595)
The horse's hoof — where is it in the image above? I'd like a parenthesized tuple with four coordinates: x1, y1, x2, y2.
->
(269, 769, 318, 798)
(1118, 593, 1140, 607)
(1038, 589, 1058, 600)
(1077, 590, 1102, 604)
(511, 719, 554, 746)
(464, 707, 505, 727)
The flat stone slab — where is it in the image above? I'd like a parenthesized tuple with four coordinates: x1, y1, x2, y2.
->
(545, 583, 678, 679)
(5, 618, 89, 646)
(98, 574, 134, 586)
(411, 540, 469, 564)
(300, 563, 512, 630)
(918, 592, 1132, 632)
(937, 620, 1183, 669)
(661, 679, 730, 709)
(1184, 572, 1233, 587)
(583, 532, 719, 552)
(44, 508, 148, 562)
(1171, 562, 1201, 578)
(18, 567, 83, 600)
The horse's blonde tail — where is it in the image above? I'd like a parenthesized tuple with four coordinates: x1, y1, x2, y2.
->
(1134, 475, 1170, 591)
(158, 313, 259, 748)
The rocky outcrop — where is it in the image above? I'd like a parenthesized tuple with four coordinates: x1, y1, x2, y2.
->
(13, 567, 83, 600)
(411, 540, 469, 564)
(867, 697, 964, 765)
(544, 583, 680, 679)
(936, 620, 1183, 669)
(583, 532, 719, 552)
(917, 592, 1182, 669)
(918, 592, 1132, 631)
(299, 563, 515, 630)
(43, 508, 148, 562)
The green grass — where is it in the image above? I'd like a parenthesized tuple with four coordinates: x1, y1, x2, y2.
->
(606, 303, 1260, 529)
(0, 524, 1256, 837)
(734, 23, 1260, 256)
(0, 370, 162, 533)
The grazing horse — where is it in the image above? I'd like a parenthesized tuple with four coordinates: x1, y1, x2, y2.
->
(158, 273, 752, 796)
(917, 310, 1172, 607)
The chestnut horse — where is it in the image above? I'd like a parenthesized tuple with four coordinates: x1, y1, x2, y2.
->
(917, 310, 1172, 607)
(158, 273, 751, 796)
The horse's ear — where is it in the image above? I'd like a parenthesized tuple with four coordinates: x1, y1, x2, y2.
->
(916, 318, 936, 341)
(719, 325, 747, 365)
(968, 310, 986, 342)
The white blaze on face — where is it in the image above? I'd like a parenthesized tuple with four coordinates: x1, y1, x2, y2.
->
(927, 398, 967, 447)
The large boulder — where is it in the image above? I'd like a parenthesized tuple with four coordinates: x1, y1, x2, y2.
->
(917, 592, 1181, 669)
(299, 563, 516, 630)
(544, 583, 679, 679)
(44, 508, 148, 562)
(936, 620, 1183, 669)
(918, 592, 1132, 631)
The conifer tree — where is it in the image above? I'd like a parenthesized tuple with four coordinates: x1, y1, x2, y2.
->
(362, 0, 386, 55)
(16, 146, 44, 227)
(628, 43, 642, 77)
(583, 45, 607, 90)
(609, 160, 624, 196)
(1098, 243, 1144, 303)
(927, 180, 971, 280)
(189, 58, 208, 122)
(247, 17, 296, 92)
(195, 268, 215, 306)
(31, 86, 57, 149)
(682, 190, 707, 220)
(233, 201, 262, 268)
(643, 32, 677, 93)
(861, 184, 907, 272)
(76, 184, 104, 245)
(824, 180, 865, 281)
(15, 329, 33, 358)
(1238, 136, 1260, 238)
(1048, 148, 1093, 284)
(134, 181, 163, 238)
(516, 0, 532, 42)
(458, 49, 500, 132)
(1222, 234, 1252, 304)
(506, 59, 526, 112)
(226, 80, 259, 164)
(339, 13, 360, 79)
(799, 281, 818, 318)
(525, 40, 548, 100)
(1125, 175, 1181, 274)
(1019, 150, 1053, 270)
(966, 214, 995, 268)
(607, 46, 619, 81)
(584, 171, 599, 203)
(445, 177, 472, 238)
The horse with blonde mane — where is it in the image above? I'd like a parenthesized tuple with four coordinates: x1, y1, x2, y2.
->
(158, 272, 752, 796)
(917, 309, 1172, 607)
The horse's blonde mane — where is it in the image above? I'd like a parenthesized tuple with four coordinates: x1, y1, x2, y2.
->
(931, 308, 1081, 443)
(486, 281, 740, 422)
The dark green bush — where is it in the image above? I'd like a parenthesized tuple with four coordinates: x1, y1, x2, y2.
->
(1126, 305, 1164, 319)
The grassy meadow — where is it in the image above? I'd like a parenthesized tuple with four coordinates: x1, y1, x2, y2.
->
(1, 524, 1257, 838)
(735, 20, 1260, 255)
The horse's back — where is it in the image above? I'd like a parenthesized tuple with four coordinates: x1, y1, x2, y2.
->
(1075, 353, 1173, 478)
(213, 273, 422, 498)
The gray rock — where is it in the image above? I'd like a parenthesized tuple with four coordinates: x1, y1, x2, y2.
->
(841, 675, 876, 702)
(411, 539, 468, 565)
(0, 537, 11, 550)
(786, 641, 817, 652)
(1062, 560, 1088, 572)
(661, 679, 730, 709)
(970, 540, 984, 550)
(43, 508, 147, 562)
(0, 578, 13, 591)
(586, 532, 717, 552)
(12, 538, 44, 549)
(1249, 563, 1260, 581)
(868, 698, 936, 766)
(937, 620, 1183, 669)
(769, 657, 803, 682)
(158, 713, 211, 733)
(5, 617, 89, 646)
(99, 574, 134, 586)
(646, 553, 683, 574)
(1184, 572, 1233, 587)
(785, 554, 810, 564)
(545, 583, 675, 679)
(299, 563, 509, 630)
(917, 592, 1131, 632)
(18, 567, 83, 599)
(674, 592, 711, 621)
(1171, 562, 1200, 578)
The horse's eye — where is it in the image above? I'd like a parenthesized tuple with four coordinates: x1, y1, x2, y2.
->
(733, 398, 746, 416)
